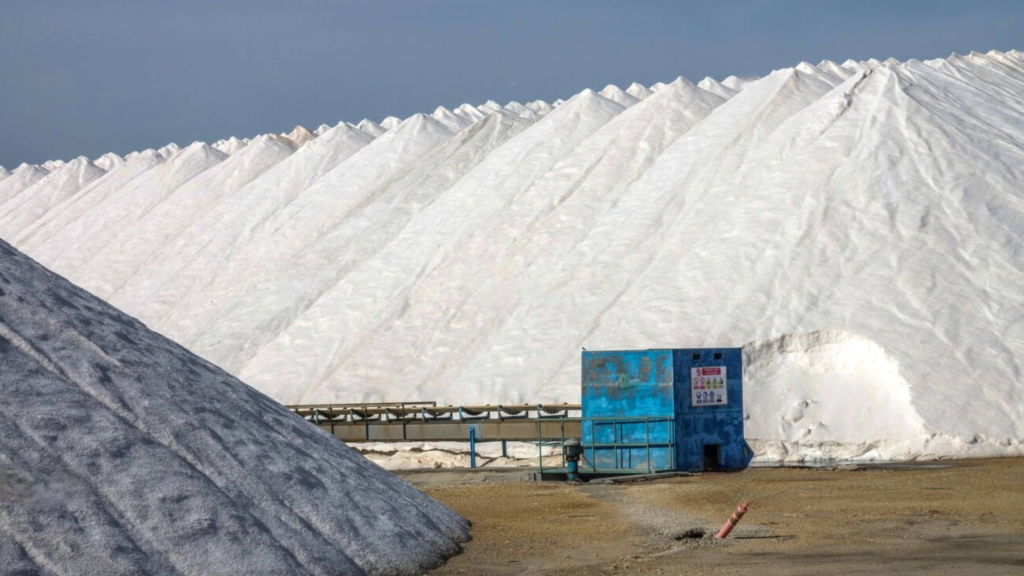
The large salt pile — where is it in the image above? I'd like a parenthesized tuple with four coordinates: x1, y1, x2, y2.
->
(3, 50, 1024, 461)
(0, 240, 468, 575)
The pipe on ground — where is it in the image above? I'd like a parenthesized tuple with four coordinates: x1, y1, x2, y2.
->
(715, 501, 749, 539)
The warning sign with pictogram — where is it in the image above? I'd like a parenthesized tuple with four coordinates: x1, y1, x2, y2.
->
(690, 366, 728, 407)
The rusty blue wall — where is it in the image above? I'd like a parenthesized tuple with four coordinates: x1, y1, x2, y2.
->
(580, 348, 751, 473)
(672, 348, 751, 472)
(581, 350, 674, 470)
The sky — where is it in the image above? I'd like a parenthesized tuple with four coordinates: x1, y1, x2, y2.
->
(1, 0, 1022, 167)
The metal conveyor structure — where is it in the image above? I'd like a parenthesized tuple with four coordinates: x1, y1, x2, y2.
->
(287, 402, 583, 443)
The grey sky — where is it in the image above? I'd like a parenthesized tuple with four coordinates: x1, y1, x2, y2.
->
(2, 0, 1021, 167)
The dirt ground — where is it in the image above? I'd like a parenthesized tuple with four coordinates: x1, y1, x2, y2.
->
(408, 458, 1024, 575)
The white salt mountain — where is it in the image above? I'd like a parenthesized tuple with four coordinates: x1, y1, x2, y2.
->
(379, 116, 402, 130)
(0, 239, 468, 575)
(431, 106, 473, 131)
(356, 118, 388, 137)
(26, 143, 226, 278)
(453, 103, 486, 122)
(525, 99, 554, 115)
(0, 157, 107, 237)
(502, 101, 539, 121)
(817, 59, 855, 80)
(72, 136, 295, 298)
(284, 125, 317, 148)
(106, 123, 377, 332)
(94, 151, 125, 171)
(212, 136, 247, 155)
(478, 100, 504, 114)
(218, 111, 536, 398)
(721, 74, 759, 91)
(697, 76, 739, 99)
(157, 142, 181, 160)
(598, 84, 641, 107)
(795, 61, 845, 86)
(16, 150, 166, 253)
(626, 81, 653, 99)
(5, 51, 1024, 462)
(154, 114, 458, 366)
(0, 164, 49, 205)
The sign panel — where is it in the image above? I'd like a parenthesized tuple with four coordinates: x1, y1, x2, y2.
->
(690, 366, 728, 407)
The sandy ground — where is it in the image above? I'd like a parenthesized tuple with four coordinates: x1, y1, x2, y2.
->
(409, 458, 1024, 575)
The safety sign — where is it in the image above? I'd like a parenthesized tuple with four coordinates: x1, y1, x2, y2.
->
(690, 366, 728, 407)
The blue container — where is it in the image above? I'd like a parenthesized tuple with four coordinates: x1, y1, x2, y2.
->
(581, 348, 752, 473)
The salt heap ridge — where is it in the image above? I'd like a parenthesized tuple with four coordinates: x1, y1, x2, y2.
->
(0, 240, 468, 574)
(3, 50, 1024, 462)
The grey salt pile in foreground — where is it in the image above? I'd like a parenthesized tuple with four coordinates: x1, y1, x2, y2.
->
(0, 239, 469, 575)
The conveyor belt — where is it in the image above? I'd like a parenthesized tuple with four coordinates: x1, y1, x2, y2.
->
(287, 402, 583, 442)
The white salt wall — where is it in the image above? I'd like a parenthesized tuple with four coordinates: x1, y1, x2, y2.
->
(3, 51, 1024, 461)
(0, 157, 106, 236)
(746, 331, 929, 448)
(0, 240, 468, 575)
(742, 330, 1024, 461)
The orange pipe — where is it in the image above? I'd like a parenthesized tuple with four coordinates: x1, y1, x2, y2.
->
(715, 501, 749, 539)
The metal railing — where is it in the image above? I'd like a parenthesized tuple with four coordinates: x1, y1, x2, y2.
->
(537, 416, 675, 476)
(288, 402, 580, 424)
(287, 402, 583, 444)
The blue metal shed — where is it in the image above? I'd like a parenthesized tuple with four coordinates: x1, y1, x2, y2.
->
(581, 348, 752, 473)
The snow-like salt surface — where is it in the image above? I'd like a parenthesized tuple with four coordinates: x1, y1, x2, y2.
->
(107, 122, 377, 330)
(697, 76, 738, 99)
(0, 239, 468, 575)
(73, 136, 295, 298)
(283, 125, 317, 148)
(379, 116, 402, 130)
(478, 100, 504, 114)
(599, 84, 641, 107)
(94, 151, 125, 171)
(502, 101, 539, 121)
(0, 164, 49, 205)
(431, 106, 473, 132)
(157, 142, 181, 160)
(356, 440, 559, 470)
(26, 143, 227, 279)
(626, 82, 652, 100)
(453, 103, 486, 122)
(15, 150, 165, 252)
(817, 59, 855, 80)
(356, 118, 388, 137)
(5, 51, 1024, 463)
(0, 157, 107, 237)
(212, 136, 247, 155)
(524, 100, 551, 115)
(721, 74, 759, 91)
